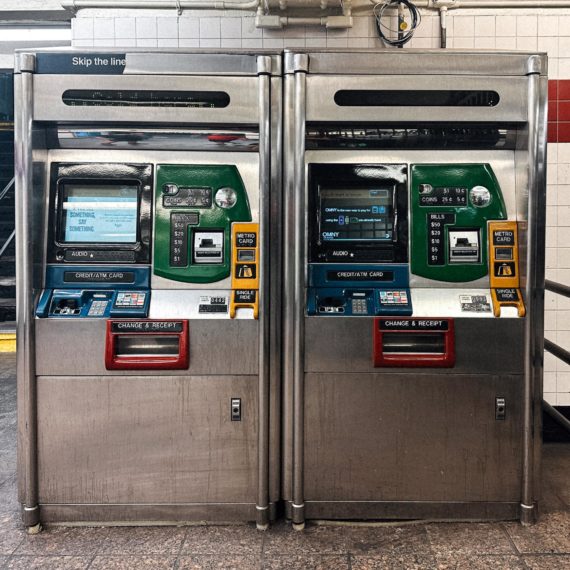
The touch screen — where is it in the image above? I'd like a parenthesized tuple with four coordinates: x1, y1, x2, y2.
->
(61, 184, 138, 243)
(319, 187, 395, 242)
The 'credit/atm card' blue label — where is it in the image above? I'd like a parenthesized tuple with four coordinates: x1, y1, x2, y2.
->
(309, 264, 409, 289)
(46, 265, 150, 289)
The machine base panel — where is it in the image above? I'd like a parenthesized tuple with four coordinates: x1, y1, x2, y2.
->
(302, 501, 520, 521)
(37, 503, 257, 524)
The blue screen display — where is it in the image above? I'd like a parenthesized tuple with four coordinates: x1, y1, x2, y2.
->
(62, 185, 138, 243)
(319, 188, 394, 242)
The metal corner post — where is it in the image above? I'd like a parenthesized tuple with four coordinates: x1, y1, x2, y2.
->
(281, 68, 296, 519)
(14, 54, 40, 529)
(256, 62, 272, 531)
(521, 61, 548, 526)
(268, 67, 283, 523)
(292, 62, 307, 529)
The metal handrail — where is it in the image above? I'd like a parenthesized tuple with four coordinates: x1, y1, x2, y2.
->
(0, 229, 14, 259)
(0, 176, 14, 202)
(543, 400, 570, 434)
(544, 338, 570, 367)
(0, 177, 16, 261)
(543, 280, 570, 435)
(545, 279, 570, 298)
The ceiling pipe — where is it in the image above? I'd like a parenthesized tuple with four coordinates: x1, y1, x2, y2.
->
(61, 0, 261, 11)
(61, 0, 570, 13)
(264, 0, 344, 7)
(256, 14, 352, 28)
(353, 0, 570, 10)
(456, 0, 570, 6)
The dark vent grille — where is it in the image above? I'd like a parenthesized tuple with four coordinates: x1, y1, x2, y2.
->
(334, 90, 500, 107)
(305, 125, 512, 150)
(62, 90, 230, 108)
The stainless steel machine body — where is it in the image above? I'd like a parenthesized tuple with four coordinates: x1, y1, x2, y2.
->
(283, 50, 547, 525)
(15, 49, 282, 528)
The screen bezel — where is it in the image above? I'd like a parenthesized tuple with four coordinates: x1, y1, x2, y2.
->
(309, 163, 408, 264)
(48, 163, 153, 264)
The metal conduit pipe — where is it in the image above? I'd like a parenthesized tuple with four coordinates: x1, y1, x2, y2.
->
(61, 0, 261, 11)
(265, 0, 343, 7)
(60, 0, 570, 10)
(352, 0, 570, 11)
(452, 1, 570, 7)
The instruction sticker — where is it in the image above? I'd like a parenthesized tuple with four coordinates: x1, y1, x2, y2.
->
(198, 295, 228, 314)
(460, 294, 491, 313)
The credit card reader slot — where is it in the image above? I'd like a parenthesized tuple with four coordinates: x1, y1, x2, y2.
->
(52, 297, 82, 316)
(318, 296, 346, 314)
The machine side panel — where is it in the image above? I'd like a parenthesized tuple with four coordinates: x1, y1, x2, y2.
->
(35, 319, 258, 375)
(304, 372, 523, 502)
(37, 375, 258, 504)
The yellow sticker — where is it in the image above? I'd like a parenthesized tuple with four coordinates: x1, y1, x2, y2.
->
(400, 21, 408, 31)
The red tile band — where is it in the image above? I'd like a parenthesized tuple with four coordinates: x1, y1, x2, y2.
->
(549, 79, 570, 143)
(549, 79, 558, 101)
(548, 122, 558, 144)
(559, 79, 570, 101)
(558, 122, 570, 144)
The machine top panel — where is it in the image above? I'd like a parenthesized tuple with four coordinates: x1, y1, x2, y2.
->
(284, 49, 547, 77)
(32, 74, 260, 124)
(305, 75, 528, 123)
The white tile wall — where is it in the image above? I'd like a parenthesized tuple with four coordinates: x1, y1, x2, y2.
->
(71, 7, 570, 406)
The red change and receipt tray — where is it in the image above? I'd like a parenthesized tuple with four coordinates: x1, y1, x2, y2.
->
(373, 317, 455, 368)
(105, 319, 189, 370)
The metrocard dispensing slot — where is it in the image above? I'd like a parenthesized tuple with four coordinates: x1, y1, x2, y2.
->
(373, 318, 455, 367)
(105, 320, 189, 370)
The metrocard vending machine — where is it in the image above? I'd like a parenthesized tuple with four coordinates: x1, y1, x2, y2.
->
(15, 49, 281, 528)
(283, 50, 547, 526)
